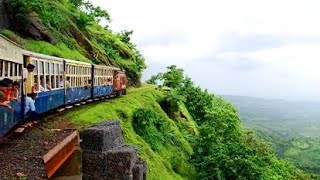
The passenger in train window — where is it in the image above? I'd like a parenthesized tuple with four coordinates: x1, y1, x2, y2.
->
(34, 78, 44, 92)
(3, 78, 13, 101)
(11, 81, 20, 100)
(25, 92, 39, 121)
(0, 91, 13, 110)
(0, 80, 9, 103)
(85, 80, 91, 89)
(45, 78, 52, 91)
(66, 77, 71, 89)
(107, 78, 112, 85)
(59, 76, 64, 87)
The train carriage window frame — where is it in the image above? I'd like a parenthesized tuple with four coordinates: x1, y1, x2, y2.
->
(0, 59, 22, 81)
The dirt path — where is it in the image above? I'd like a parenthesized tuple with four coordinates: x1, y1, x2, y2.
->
(0, 119, 76, 179)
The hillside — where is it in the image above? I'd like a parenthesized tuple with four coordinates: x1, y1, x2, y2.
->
(223, 95, 320, 138)
(223, 95, 320, 178)
(0, 0, 145, 85)
(0, 0, 314, 178)
(49, 63, 313, 179)
(51, 85, 198, 179)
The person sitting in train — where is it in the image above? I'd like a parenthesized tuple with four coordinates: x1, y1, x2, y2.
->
(25, 92, 39, 121)
(107, 78, 112, 86)
(59, 76, 64, 87)
(66, 77, 71, 89)
(85, 80, 91, 89)
(3, 78, 13, 101)
(34, 78, 44, 92)
(11, 81, 21, 101)
(0, 90, 13, 110)
(0, 81, 13, 110)
(45, 78, 52, 91)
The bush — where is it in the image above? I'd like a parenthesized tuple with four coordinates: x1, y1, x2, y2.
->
(132, 108, 166, 150)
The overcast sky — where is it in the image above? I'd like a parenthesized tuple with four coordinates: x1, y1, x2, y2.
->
(91, 0, 320, 101)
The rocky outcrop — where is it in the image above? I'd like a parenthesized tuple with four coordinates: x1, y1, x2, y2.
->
(0, 0, 10, 30)
(69, 24, 113, 65)
(3, 1, 57, 44)
(81, 120, 147, 180)
(24, 15, 58, 44)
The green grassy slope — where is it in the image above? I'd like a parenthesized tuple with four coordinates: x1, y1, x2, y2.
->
(1, 0, 145, 85)
(53, 85, 197, 180)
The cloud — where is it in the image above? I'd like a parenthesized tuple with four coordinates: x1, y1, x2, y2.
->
(91, 0, 320, 100)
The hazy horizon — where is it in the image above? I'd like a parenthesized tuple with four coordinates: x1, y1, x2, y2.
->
(91, 0, 320, 101)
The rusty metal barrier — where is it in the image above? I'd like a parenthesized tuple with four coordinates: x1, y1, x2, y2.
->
(42, 131, 79, 178)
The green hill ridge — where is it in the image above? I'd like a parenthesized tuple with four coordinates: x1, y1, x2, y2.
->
(1, 0, 145, 86)
(1, 0, 315, 178)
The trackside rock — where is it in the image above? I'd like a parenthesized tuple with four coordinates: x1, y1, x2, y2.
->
(81, 120, 147, 179)
(106, 146, 138, 180)
(80, 121, 124, 152)
(82, 151, 108, 179)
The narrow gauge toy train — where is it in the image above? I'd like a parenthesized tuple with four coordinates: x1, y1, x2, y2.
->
(0, 35, 127, 138)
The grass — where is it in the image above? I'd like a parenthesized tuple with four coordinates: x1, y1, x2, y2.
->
(55, 84, 196, 180)
(24, 40, 91, 63)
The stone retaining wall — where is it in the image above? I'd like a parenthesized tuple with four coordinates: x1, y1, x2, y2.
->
(81, 120, 147, 180)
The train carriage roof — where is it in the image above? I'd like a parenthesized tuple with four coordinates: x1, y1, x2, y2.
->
(1, 35, 122, 71)
(23, 50, 64, 63)
(0, 34, 23, 64)
(93, 64, 119, 70)
(64, 58, 92, 66)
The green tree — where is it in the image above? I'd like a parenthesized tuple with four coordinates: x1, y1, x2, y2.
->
(162, 65, 184, 89)
(146, 73, 163, 85)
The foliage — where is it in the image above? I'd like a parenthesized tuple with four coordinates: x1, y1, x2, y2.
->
(9, 0, 45, 25)
(146, 73, 163, 85)
(150, 65, 312, 179)
(146, 65, 184, 89)
(181, 85, 213, 124)
(132, 108, 167, 150)
(6, 0, 146, 85)
(225, 95, 320, 178)
(59, 85, 196, 179)
(191, 96, 312, 179)
(257, 131, 320, 178)
(158, 89, 184, 119)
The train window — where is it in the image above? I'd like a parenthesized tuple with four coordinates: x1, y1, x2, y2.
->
(52, 63, 55, 75)
(33, 60, 38, 74)
(4, 61, 8, 76)
(56, 77, 59, 88)
(14, 64, 18, 76)
(39, 61, 44, 75)
(50, 63, 54, 74)
(0, 60, 2, 77)
(72, 77, 75, 87)
(50, 75, 55, 89)
(9, 63, 13, 77)
(55, 64, 58, 74)
(45, 62, 49, 74)
(59, 64, 63, 75)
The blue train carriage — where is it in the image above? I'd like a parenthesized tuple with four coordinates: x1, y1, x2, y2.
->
(64, 59, 92, 104)
(93, 64, 114, 98)
(0, 35, 24, 137)
(24, 51, 65, 114)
